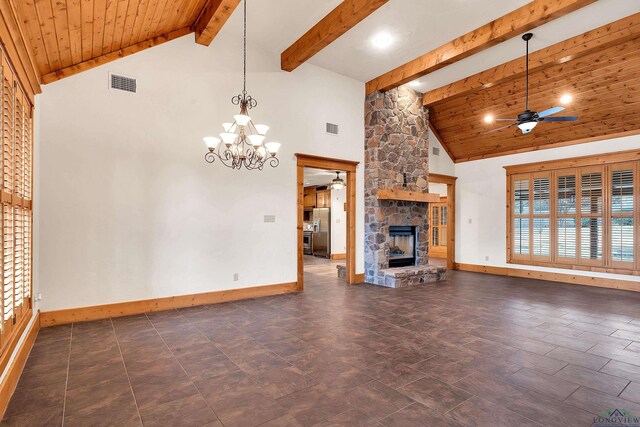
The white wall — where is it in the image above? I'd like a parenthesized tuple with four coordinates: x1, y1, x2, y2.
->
(455, 134, 640, 282)
(330, 186, 346, 255)
(37, 33, 365, 311)
(428, 129, 455, 176)
(429, 182, 447, 197)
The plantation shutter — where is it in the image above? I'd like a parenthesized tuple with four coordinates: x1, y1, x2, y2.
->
(0, 47, 33, 353)
(532, 174, 551, 260)
(557, 172, 577, 261)
(2, 58, 13, 194)
(579, 168, 604, 265)
(610, 164, 635, 267)
(3, 205, 13, 325)
(512, 177, 530, 258)
(23, 210, 31, 300)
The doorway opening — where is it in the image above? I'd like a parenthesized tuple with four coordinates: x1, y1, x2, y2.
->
(428, 174, 457, 270)
(296, 154, 358, 291)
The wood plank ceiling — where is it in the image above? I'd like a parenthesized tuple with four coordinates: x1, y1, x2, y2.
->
(428, 14, 640, 163)
(15, 0, 233, 84)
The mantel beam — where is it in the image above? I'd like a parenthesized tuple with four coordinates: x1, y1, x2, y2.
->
(377, 189, 440, 203)
(281, 0, 389, 72)
(366, 0, 597, 95)
(424, 13, 640, 106)
(194, 0, 241, 46)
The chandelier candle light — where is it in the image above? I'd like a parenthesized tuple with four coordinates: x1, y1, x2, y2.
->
(202, 0, 281, 170)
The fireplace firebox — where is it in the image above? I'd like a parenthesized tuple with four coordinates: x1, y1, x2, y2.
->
(388, 226, 417, 268)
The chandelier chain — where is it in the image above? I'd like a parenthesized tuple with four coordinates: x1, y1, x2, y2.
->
(243, 0, 247, 95)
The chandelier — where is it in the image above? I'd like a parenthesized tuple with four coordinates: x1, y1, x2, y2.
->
(202, 0, 281, 170)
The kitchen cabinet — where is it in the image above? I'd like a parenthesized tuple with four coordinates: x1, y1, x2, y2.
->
(303, 187, 316, 208)
(316, 190, 331, 208)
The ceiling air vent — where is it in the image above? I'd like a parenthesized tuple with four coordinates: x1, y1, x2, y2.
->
(432, 147, 440, 156)
(110, 73, 136, 93)
(326, 123, 339, 135)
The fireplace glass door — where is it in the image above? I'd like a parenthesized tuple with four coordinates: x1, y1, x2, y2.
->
(389, 226, 417, 268)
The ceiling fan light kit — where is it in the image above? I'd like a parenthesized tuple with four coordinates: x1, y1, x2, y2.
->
(331, 171, 345, 190)
(484, 33, 579, 135)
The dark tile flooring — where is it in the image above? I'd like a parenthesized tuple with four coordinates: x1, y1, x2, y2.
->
(4, 260, 640, 426)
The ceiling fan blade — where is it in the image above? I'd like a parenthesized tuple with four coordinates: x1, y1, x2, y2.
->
(540, 116, 579, 122)
(483, 123, 515, 134)
(494, 118, 517, 121)
(538, 106, 565, 118)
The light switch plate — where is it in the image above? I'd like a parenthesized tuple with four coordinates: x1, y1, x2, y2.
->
(264, 215, 276, 223)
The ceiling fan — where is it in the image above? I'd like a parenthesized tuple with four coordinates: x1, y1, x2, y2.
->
(485, 33, 578, 135)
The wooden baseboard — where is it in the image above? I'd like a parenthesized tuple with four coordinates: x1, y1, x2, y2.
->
(455, 263, 640, 293)
(330, 253, 346, 260)
(354, 273, 365, 283)
(0, 311, 40, 418)
(40, 282, 298, 327)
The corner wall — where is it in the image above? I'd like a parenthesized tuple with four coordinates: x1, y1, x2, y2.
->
(37, 33, 365, 311)
(455, 133, 640, 283)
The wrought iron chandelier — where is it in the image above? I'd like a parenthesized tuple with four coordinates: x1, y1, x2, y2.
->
(202, 0, 281, 170)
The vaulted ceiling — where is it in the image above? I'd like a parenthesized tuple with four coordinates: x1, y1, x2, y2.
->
(16, 0, 240, 83)
(7, 0, 640, 162)
(427, 13, 640, 162)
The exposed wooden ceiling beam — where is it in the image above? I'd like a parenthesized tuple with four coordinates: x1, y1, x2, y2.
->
(424, 13, 640, 107)
(194, 0, 240, 46)
(281, 0, 389, 72)
(365, 0, 597, 95)
(41, 27, 191, 84)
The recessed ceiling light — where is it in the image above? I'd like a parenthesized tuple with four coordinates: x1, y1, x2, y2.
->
(560, 94, 573, 105)
(372, 32, 393, 49)
(408, 81, 421, 87)
(484, 115, 494, 123)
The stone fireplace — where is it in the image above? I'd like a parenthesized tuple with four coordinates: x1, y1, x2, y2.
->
(364, 86, 446, 287)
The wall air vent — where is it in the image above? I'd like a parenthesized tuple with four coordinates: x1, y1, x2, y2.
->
(110, 73, 137, 93)
(326, 123, 339, 135)
(432, 147, 440, 156)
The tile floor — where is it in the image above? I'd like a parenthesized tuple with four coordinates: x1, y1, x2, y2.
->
(3, 260, 640, 426)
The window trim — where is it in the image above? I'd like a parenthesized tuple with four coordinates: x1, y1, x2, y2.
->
(505, 150, 640, 276)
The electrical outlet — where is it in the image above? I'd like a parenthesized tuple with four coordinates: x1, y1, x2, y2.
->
(485, 256, 489, 261)
(468, 219, 472, 224)
(36, 292, 42, 302)
(336, 218, 341, 223)
(233, 273, 239, 281)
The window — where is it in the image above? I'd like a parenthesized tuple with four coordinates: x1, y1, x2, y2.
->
(430, 202, 448, 258)
(0, 48, 33, 354)
(506, 152, 640, 274)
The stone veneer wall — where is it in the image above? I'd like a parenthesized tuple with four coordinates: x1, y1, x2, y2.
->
(364, 87, 430, 286)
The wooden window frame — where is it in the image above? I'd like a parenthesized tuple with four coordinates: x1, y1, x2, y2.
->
(505, 149, 640, 276)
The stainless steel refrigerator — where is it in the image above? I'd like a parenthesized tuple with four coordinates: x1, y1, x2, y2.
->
(312, 208, 331, 258)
